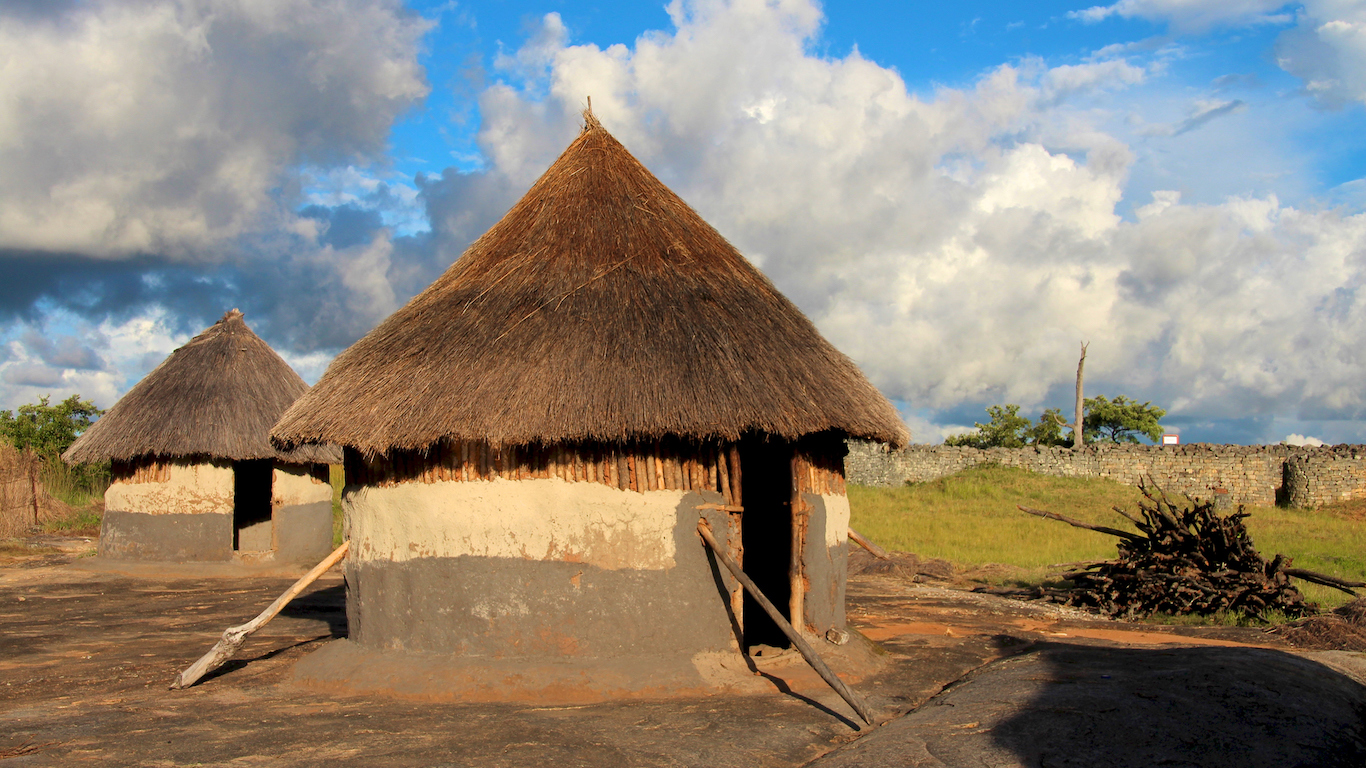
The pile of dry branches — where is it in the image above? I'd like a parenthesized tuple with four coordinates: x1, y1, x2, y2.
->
(1016, 480, 1363, 621)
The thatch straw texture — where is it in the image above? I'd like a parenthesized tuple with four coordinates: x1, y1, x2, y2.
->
(273, 113, 908, 455)
(64, 311, 341, 465)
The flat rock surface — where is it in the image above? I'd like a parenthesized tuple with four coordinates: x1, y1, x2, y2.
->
(2, 541, 1364, 767)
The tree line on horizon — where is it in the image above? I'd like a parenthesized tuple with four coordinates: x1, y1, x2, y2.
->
(945, 395, 1166, 449)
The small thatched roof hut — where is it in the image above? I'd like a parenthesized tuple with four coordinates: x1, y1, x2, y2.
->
(277, 111, 907, 701)
(67, 310, 340, 564)
(67, 310, 338, 466)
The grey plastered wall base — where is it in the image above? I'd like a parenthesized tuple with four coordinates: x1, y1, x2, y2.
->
(237, 520, 271, 552)
(99, 510, 232, 562)
(346, 492, 737, 658)
(801, 492, 847, 634)
(273, 501, 333, 565)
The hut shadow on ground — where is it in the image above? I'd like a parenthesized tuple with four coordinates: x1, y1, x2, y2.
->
(279, 582, 347, 638)
(814, 642, 1366, 768)
(984, 643, 1366, 767)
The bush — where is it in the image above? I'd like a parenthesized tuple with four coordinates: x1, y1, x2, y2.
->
(0, 394, 109, 508)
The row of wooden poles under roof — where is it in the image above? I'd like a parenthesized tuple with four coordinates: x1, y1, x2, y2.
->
(110, 458, 331, 486)
(342, 439, 848, 502)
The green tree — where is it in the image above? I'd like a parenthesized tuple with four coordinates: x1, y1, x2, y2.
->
(0, 394, 103, 458)
(1024, 408, 1072, 447)
(945, 404, 1030, 448)
(1083, 395, 1165, 444)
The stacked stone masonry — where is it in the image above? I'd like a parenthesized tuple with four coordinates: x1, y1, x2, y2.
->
(845, 442, 1366, 508)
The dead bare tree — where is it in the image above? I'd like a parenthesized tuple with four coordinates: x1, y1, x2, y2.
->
(1048, 341, 1088, 449)
(1072, 342, 1087, 449)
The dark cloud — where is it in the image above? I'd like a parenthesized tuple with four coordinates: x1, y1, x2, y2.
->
(0, 248, 231, 336)
(300, 205, 386, 250)
(2, 364, 63, 387)
(1172, 99, 1246, 136)
(1161, 414, 1274, 445)
(20, 330, 104, 370)
(0, 0, 78, 21)
(417, 168, 523, 255)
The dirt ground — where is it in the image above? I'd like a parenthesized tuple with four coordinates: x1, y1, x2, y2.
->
(2, 537, 1365, 767)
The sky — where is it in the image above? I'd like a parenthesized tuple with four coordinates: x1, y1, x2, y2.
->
(1, 0, 1365, 446)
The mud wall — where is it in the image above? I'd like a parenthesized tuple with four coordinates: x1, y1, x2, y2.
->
(100, 460, 235, 561)
(104, 460, 234, 516)
(345, 478, 740, 657)
(845, 442, 1366, 508)
(270, 463, 333, 564)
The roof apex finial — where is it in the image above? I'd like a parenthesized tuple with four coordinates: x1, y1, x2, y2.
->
(582, 96, 601, 132)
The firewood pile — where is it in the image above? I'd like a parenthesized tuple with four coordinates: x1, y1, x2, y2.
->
(1011, 480, 1364, 621)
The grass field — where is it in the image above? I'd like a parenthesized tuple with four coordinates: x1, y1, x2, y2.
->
(848, 465, 1366, 611)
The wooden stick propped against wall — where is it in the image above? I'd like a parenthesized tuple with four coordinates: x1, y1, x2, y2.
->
(847, 529, 890, 560)
(696, 519, 875, 727)
(170, 541, 349, 690)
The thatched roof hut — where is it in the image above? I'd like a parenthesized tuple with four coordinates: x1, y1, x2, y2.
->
(279, 113, 905, 701)
(272, 113, 907, 454)
(66, 310, 339, 466)
(67, 311, 339, 564)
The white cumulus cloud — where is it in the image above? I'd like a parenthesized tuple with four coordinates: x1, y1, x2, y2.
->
(0, 0, 429, 258)
(449, 0, 1366, 441)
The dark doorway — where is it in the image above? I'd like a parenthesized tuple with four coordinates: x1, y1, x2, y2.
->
(738, 435, 793, 650)
(233, 459, 273, 551)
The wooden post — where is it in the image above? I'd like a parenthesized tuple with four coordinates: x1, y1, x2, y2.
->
(170, 541, 349, 690)
(728, 445, 742, 507)
(697, 519, 874, 727)
(728, 508, 744, 637)
(789, 452, 807, 634)
(28, 455, 40, 527)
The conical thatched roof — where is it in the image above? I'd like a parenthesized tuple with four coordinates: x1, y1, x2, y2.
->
(64, 310, 341, 465)
(273, 112, 908, 455)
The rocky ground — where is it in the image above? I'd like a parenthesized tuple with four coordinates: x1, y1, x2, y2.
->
(2, 537, 1364, 767)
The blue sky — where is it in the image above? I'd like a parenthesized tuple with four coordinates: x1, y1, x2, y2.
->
(1, 0, 1364, 446)
(381, 2, 1360, 198)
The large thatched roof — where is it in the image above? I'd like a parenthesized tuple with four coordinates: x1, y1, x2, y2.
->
(64, 311, 341, 465)
(273, 112, 908, 455)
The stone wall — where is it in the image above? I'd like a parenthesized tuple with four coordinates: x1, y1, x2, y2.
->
(845, 441, 1366, 508)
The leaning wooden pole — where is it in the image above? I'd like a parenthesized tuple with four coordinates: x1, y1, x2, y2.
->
(847, 528, 890, 560)
(696, 519, 875, 727)
(1017, 506, 1145, 541)
(170, 540, 349, 690)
